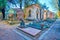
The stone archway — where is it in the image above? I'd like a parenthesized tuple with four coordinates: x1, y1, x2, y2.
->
(28, 10, 31, 17)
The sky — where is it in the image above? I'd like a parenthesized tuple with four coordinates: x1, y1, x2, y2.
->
(38, 0, 58, 13)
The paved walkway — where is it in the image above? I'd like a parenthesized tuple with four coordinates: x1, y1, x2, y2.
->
(39, 19, 60, 40)
(0, 19, 60, 40)
(0, 22, 25, 40)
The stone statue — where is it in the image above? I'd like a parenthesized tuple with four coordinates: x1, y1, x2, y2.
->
(19, 18, 25, 28)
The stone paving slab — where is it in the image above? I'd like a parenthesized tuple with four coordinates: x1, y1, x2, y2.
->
(0, 23, 25, 40)
(38, 19, 60, 40)
(17, 27, 41, 37)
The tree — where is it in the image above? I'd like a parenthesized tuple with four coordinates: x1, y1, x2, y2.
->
(24, 0, 31, 8)
(0, 0, 7, 9)
(48, 0, 58, 11)
(57, 0, 60, 18)
(42, 3, 49, 10)
(8, 0, 19, 7)
(24, 0, 40, 8)
(58, 0, 60, 11)
(19, 0, 22, 9)
(0, 0, 7, 19)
